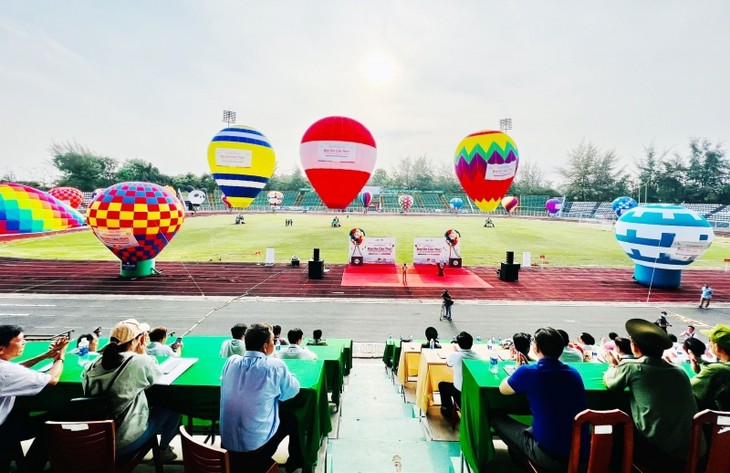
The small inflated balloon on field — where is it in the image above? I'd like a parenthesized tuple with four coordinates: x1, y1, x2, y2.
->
(359, 191, 372, 208)
(398, 195, 413, 212)
(454, 130, 519, 212)
(545, 198, 562, 215)
(208, 125, 276, 210)
(221, 193, 232, 209)
(87, 182, 185, 278)
(0, 183, 86, 234)
(611, 196, 637, 218)
(449, 198, 463, 209)
(48, 187, 84, 209)
(300, 116, 377, 209)
(501, 196, 519, 213)
(349, 227, 365, 246)
(615, 204, 714, 288)
(445, 229, 461, 246)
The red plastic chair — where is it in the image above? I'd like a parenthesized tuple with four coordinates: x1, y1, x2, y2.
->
(685, 409, 730, 473)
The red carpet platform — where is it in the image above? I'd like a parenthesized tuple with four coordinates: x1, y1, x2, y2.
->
(341, 264, 493, 289)
(0, 257, 727, 303)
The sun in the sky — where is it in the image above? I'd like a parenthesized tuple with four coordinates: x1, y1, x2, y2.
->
(361, 51, 398, 87)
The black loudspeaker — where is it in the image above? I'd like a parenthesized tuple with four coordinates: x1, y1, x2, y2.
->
(449, 257, 462, 268)
(308, 260, 324, 279)
(313, 248, 320, 261)
(351, 256, 363, 266)
(499, 262, 520, 282)
(506, 251, 515, 265)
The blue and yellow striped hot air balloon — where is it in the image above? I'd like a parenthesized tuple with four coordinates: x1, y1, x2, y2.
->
(207, 125, 276, 209)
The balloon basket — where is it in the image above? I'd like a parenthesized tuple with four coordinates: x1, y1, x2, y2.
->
(120, 259, 156, 278)
(633, 265, 681, 289)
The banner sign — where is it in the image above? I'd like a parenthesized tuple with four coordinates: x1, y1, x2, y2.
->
(349, 236, 396, 264)
(413, 237, 461, 264)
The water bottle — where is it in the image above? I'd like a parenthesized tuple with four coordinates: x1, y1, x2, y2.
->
(497, 335, 502, 346)
(489, 354, 499, 374)
(275, 338, 281, 352)
(429, 339, 435, 350)
(77, 338, 90, 366)
(476, 335, 482, 344)
(410, 334, 413, 342)
(487, 338, 493, 350)
(389, 333, 392, 341)
(592, 349, 599, 362)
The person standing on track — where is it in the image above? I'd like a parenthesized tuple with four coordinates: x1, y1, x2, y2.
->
(442, 290, 454, 321)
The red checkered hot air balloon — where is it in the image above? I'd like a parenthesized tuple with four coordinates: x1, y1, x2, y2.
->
(300, 116, 377, 209)
(48, 187, 84, 209)
(86, 182, 185, 277)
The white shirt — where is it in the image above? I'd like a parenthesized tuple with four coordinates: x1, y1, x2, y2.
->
(277, 344, 317, 360)
(0, 359, 51, 424)
(146, 341, 178, 357)
(220, 339, 245, 358)
(446, 348, 482, 391)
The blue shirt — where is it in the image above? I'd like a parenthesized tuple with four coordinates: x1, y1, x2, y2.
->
(220, 351, 300, 452)
(508, 358, 589, 460)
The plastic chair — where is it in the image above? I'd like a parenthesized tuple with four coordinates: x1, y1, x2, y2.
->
(685, 409, 730, 473)
(526, 409, 634, 473)
(45, 420, 162, 473)
(180, 425, 230, 473)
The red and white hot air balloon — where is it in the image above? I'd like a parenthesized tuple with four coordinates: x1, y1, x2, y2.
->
(300, 116, 377, 209)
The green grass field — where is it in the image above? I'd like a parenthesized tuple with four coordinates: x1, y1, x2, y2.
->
(1, 213, 728, 267)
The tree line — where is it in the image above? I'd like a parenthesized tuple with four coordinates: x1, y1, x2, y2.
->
(3, 138, 728, 204)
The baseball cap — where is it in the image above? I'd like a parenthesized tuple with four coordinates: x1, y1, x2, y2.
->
(626, 318, 672, 351)
(110, 319, 150, 345)
(700, 324, 730, 352)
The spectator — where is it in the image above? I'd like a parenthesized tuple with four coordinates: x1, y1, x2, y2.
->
(0, 325, 69, 473)
(557, 329, 583, 362)
(699, 284, 712, 309)
(438, 332, 481, 418)
(278, 329, 317, 360)
(307, 329, 328, 346)
(603, 336, 634, 365)
(146, 326, 180, 357)
(510, 332, 532, 365)
(76, 333, 99, 353)
(220, 323, 302, 472)
(577, 332, 597, 361)
(272, 325, 289, 346)
(421, 327, 441, 349)
(654, 311, 672, 332)
(600, 331, 619, 351)
(604, 319, 700, 471)
(679, 325, 696, 339)
(82, 320, 180, 463)
(691, 324, 730, 410)
(493, 327, 589, 471)
(683, 338, 708, 374)
(220, 323, 247, 358)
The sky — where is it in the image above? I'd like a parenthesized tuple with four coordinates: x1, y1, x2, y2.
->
(2, 1, 729, 186)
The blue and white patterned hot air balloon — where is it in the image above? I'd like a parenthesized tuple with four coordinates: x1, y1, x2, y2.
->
(614, 204, 714, 288)
(611, 196, 638, 218)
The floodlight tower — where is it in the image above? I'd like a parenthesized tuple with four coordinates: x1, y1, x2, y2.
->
(499, 118, 512, 132)
(222, 110, 237, 127)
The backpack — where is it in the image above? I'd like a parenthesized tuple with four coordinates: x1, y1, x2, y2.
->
(67, 355, 135, 422)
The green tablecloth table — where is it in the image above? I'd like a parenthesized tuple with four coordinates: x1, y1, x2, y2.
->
(306, 344, 345, 406)
(323, 339, 353, 375)
(17, 344, 332, 471)
(382, 338, 396, 368)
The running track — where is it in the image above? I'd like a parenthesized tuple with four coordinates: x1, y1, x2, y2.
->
(0, 257, 726, 303)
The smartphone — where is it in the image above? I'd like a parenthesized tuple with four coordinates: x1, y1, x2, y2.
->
(504, 365, 517, 376)
(175, 337, 183, 344)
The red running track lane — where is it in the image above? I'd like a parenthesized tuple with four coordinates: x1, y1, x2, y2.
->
(0, 257, 727, 303)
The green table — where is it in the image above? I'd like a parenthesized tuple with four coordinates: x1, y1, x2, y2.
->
(459, 360, 632, 473)
(324, 339, 353, 375)
(383, 338, 397, 368)
(306, 344, 345, 406)
(17, 343, 332, 471)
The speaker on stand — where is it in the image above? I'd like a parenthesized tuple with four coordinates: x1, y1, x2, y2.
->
(498, 251, 520, 282)
(308, 248, 324, 279)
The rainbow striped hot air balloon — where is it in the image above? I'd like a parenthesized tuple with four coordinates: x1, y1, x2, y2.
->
(208, 125, 276, 210)
(359, 191, 372, 208)
(454, 131, 519, 212)
(0, 183, 86, 234)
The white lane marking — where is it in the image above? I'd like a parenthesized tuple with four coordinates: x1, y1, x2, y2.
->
(0, 313, 30, 316)
(0, 304, 57, 307)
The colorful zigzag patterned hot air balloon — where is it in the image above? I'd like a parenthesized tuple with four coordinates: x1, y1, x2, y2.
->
(208, 125, 276, 210)
(454, 131, 519, 212)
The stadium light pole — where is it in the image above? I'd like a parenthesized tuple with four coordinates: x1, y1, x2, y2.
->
(499, 118, 512, 132)
(222, 110, 237, 127)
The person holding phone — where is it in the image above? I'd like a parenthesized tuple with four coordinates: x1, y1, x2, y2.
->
(146, 326, 181, 357)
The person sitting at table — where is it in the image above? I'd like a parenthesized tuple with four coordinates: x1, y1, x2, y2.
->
(278, 328, 317, 360)
(438, 331, 481, 418)
(557, 329, 583, 362)
(690, 324, 730, 411)
(146, 326, 181, 357)
(272, 325, 289, 346)
(682, 337, 709, 373)
(307, 329, 328, 346)
(220, 323, 303, 473)
(74, 332, 99, 353)
(0, 325, 69, 473)
(220, 323, 247, 358)
(82, 319, 180, 463)
(510, 332, 532, 365)
(603, 336, 634, 365)
(421, 327, 441, 349)
(604, 319, 701, 472)
(576, 332, 596, 359)
(493, 327, 589, 472)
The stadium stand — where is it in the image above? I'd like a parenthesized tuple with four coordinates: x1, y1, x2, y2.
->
(682, 203, 721, 217)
